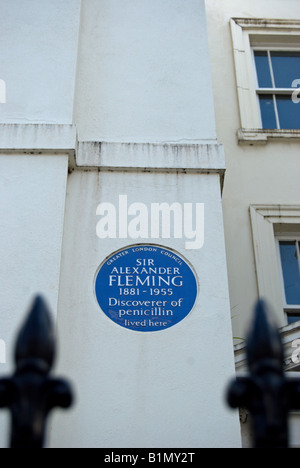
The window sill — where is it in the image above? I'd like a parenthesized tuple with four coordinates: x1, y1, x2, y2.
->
(238, 128, 300, 145)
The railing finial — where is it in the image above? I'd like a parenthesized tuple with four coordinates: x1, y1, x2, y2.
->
(246, 299, 284, 375)
(0, 295, 73, 448)
(227, 299, 300, 448)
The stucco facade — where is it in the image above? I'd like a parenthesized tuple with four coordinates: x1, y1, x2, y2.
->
(0, 0, 299, 448)
(205, 0, 300, 447)
(0, 0, 241, 448)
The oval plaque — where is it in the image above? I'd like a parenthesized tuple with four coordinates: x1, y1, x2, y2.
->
(95, 245, 198, 332)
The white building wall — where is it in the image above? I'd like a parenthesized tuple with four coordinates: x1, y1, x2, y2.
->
(205, 0, 300, 342)
(0, 0, 242, 448)
(0, 0, 81, 124)
(49, 145, 241, 448)
(73, 0, 217, 143)
(0, 152, 69, 447)
(205, 0, 300, 447)
(47, 0, 241, 448)
(0, 0, 81, 448)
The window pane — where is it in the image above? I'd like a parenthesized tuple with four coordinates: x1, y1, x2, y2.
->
(254, 51, 273, 88)
(279, 241, 300, 305)
(258, 95, 277, 128)
(276, 95, 300, 129)
(271, 52, 300, 88)
(287, 313, 300, 325)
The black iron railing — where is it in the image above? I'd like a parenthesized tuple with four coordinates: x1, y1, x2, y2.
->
(227, 299, 300, 448)
(0, 296, 73, 448)
(0, 296, 299, 447)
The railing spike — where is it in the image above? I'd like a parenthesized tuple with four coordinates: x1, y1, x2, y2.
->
(246, 299, 284, 374)
(15, 295, 55, 372)
(0, 295, 73, 448)
(226, 299, 299, 448)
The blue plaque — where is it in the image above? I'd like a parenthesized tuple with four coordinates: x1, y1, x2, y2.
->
(95, 245, 198, 332)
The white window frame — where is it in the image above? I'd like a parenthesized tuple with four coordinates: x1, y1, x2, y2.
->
(230, 18, 300, 144)
(250, 205, 300, 327)
(276, 235, 300, 323)
(252, 47, 300, 129)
